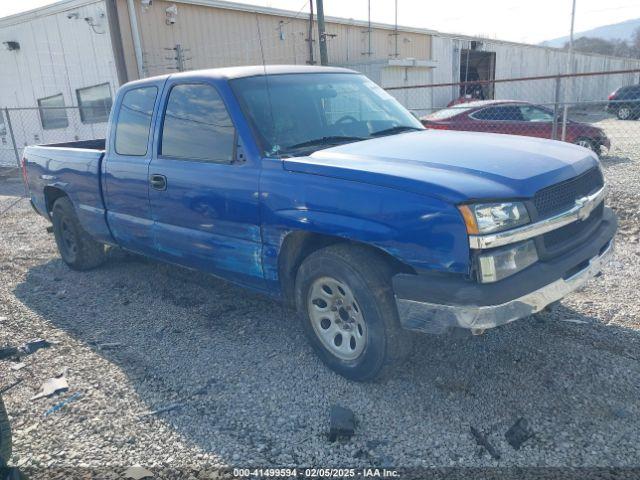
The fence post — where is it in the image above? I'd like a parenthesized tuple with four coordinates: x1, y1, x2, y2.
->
(551, 76, 561, 140)
(4, 108, 21, 169)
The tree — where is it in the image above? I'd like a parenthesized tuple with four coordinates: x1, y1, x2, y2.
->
(564, 33, 640, 59)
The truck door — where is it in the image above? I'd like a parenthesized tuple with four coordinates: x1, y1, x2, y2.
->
(148, 80, 264, 289)
(103, 80, 163, 255)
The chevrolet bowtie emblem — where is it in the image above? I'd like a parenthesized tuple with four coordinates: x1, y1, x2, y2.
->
(575, 195, 597, 221)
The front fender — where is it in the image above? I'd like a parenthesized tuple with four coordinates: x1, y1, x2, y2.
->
(260, 167, 471, 285)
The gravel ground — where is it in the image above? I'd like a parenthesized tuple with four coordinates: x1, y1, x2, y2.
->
(0, 128, 639, 476)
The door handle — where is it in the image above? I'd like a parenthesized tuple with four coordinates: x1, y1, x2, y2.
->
(150, 174, 167, 191)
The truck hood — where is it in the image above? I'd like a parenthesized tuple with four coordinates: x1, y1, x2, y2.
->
(282, 130, 599, 204)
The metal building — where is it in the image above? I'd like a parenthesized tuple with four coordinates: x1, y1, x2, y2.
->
(1, 0, 639, 165)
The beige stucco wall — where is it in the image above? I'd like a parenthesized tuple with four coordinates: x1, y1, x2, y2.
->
(115, 0, 431, 79)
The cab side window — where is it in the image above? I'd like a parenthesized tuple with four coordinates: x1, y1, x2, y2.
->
(115, 86, 158, 156)
(161, 84, 236, 163)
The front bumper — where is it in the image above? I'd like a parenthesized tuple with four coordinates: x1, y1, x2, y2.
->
(393, 208, 616, 333)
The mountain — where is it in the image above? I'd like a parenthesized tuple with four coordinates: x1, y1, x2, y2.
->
(540, 18, 640, 48)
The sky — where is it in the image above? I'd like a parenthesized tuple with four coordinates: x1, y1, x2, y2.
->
(1, 0, 639, 44)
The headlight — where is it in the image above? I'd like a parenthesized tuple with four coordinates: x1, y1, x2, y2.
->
(477, 240, 538, 283)
(458, 202, 530, 235)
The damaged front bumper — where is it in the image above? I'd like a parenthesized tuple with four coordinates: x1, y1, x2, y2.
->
(393, 208, 616, 333)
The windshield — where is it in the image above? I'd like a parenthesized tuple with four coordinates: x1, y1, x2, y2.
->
(230, 73, 423, 157)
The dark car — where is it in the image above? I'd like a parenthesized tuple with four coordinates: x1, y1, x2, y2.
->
(421, 100, 610, 154)
(606, 84, 640, 120)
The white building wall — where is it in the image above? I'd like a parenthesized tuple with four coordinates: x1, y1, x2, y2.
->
(0, 0, 120, 165)
(431, 35, 640, 109)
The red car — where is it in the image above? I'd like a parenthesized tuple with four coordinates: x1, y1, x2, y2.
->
(421, 100, 610, 154)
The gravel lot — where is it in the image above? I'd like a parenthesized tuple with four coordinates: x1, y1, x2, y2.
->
(0, 124, 639, 476)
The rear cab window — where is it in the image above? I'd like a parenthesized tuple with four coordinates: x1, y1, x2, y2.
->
(115, 86, 158, 156)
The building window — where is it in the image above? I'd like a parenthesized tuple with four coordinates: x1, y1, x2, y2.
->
(38, 94, 69, 130)
(115, 86, 158, 156)
(76, 83, 112, 124)
(160, 84, 235, 163)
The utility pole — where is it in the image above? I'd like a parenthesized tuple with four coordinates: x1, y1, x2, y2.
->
(367, 0, 372, 56)
(317, 0, 328, 65)
(393, 0, 398, 57)
(361, 0, 372, 56)
(307, 0, 315, 65)
(561, 0, 577, 141)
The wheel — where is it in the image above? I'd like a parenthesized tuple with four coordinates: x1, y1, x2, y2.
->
(574, 137, 597, 152)
(0, 396, 11, 468)
(51, 197, 106, 270)
(295, 244, 412, 381)
(616, 107, 631, 120)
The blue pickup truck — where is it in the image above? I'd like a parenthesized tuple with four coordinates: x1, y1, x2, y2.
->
(23, 66, 616, 381)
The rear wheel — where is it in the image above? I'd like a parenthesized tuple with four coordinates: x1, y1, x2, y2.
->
(52, 197, 106, 270)
(574, 137, 597, 152)
(295, 244, 412, 381)
(616, 106, 631, 120)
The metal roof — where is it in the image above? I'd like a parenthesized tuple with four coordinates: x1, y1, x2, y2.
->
(0, 0, 100, 27)
(2, 0, 640, 63)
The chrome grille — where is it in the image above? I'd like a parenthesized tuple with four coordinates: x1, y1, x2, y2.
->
(534, 168, 604, 218)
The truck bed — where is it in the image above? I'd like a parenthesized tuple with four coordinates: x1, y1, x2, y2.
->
(23, 139, 113, 245)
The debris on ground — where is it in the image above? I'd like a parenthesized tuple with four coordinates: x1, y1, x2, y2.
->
(470, 426, 501, 460)
(20, 339, 51, 355)
(31, 375, 68, 400)
(93, 342, 123, 351)
(123, 465, 153, 479)
(0, 379, 23, 396)
(328, 405, 355, 442)
(9, 364, 24, 372)
(505, 418, 535, 450)
(43, 392, 82, 417)
(138, 403, 184, 418)
(0, 339, 51, 362)
(0, 348, 17, 361)
(559, 318, 590, 325)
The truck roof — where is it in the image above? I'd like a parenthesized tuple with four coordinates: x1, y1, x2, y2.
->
(125, 65, 358, 88)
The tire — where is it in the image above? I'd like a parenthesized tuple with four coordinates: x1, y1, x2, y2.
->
(51, 197, 106, 270)
(616, 106, 631, 120)
(295, 244, 412, 381)
(0, 396, 11, 468)
(574, 137, 597, 153)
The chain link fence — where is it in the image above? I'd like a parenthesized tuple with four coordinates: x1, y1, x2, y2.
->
(0, 106, 109, 168)
(1, 70, 639, 169)
(385, 69, 640, 161)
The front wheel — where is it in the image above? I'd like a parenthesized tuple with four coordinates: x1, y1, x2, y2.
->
(295, 244, 412, 381)
(51, 197, 106, 270)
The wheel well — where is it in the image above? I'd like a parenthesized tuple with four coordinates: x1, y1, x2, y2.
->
(278, 231, 415, 308)
(43, 187, 68, 217)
